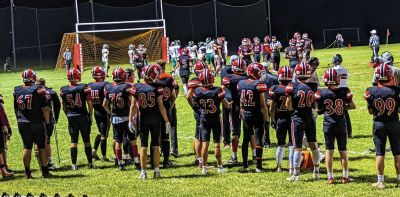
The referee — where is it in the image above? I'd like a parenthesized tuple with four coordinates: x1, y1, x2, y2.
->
(63, 48, 72, 72)
(369, 30, 380, 61)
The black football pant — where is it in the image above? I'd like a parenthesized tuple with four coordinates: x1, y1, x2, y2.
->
(222, 107, 231, 145)
(241, 111, 264, 169)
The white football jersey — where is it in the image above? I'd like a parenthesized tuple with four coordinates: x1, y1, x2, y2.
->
(333, 65, 349, 87)
(102, 49, 109, 62)
(128, 49, 135, 63)
(187, 45, 197, 58)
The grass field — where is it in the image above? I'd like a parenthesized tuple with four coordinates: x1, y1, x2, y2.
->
(1, 44, 400, 196)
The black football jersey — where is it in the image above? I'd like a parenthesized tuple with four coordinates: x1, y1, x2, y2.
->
(285, 46, 299, 61)
(315, 87, 353, 123)
(365, 86, 400, 121)
(14, 84, 48, 123)
(237, 79, 268, 113)
(178, 55, 191, 76)
(269, 84, 293, 119)
(88, 81, 109, 114)
(133, 83, 161, 118)
(104, 82, 134, 117)
(222, 74, 248, 105)
(45, 87, 61, 123)
(155, 76, 176, 110)
(193, 86, 225, 119)
(285, 82, 314, 116)
(60, 84, 91, 117)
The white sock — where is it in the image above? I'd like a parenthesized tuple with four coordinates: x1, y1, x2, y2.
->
(377, 175, 384, 182)
(312, 149, 320, 166)
(232, 152, 237, 159)
(276, 146, 284, 166)
(397, 174, 400, 181)
(293, 150, 302, 168)
(328, 172, 334, 179)
(154, 167, 160, 172)
(134, 157, 139, 163)
(252, 149, 256, 158)
(48, 157, 53, 163)
(218, 165, 223, 168)
(288, 146, 294, 169)
(343, 170, 349, 178)
(141, 169, 146, 174)
(314, 166, 320, 172)
(183, 85, 188, 94)
(198, 157, 203, 163)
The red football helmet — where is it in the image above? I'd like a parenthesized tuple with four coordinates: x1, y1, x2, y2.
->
(289, 38, 296, 46)
(294, 32, 301, 38)
(194, 61, 207, 75)
(217, 37, 224, 44)
(232, 58, 246, 73)
(322, 68, 340, 85)
(92, 66, 105, 80)
(294, 61, 312, 79)
(278, 66, 293, 81)
(67, 67, 82, 82)
(242, 38, 249, 45)
(21, 68, 37, 83)
(247, 63, 265, 80)
(264, 35, 270, 42)
(375, 63, 392, 82)
(199, 68, 214, 86)
(112, 67, 127, 82)
(143, 64, 162, 82)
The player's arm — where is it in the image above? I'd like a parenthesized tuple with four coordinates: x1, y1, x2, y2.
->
(0, 103, 10, 135)
(346, 89, 356, 110)
(84, 86, 93, 123)
(346, 100, 356, 110)
(285, 95, 293, 111)
(260, 93, 269, 122)
(102, 97, 112, 116)
(185, 88, 195, 108)
(128, 95, 136, 122)
(157, 95, 169, 123)
(52, 93, 61, 123)
(171, 88, 177, 110)
(269, 100, 276, 122)
(222, 98, 231, 110)
(172, 60, 181, 72)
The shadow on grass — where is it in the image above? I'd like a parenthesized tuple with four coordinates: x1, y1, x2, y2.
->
(352, 134, 371, 139)
(348, 155, 374, 161)
(163, 173, 216, 179)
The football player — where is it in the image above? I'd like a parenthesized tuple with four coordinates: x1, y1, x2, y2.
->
(14, 69, 52, 178)
(238, 38, 253, 66)
(169, 41, 178, 69)
(221, 58, 248, 164)
(214, 37, 226, 74)
(237, 63, 269, 172)
(220, 56, 236, 148)
(205, 37, 216, 70)
(172, 47, 192, 95)
(0, 93, 13, 178)
(103, 67, 139, 170)
(365, 63, 400, 189)
(60, 68, 94, 170)
(88, 66, 111, 162)
(285, 39, 299, 70)
(188, 68, 230, 174)
(36, 78, 61, 170)
(294, 33, 304, 60)
(102, 44, 109, 76)
(285, 62, 320, 181)
(270, 36, 282, 71)
(263, 35, 272, 63)
(269, 66, 294, 173)
(187, 41, 198, 65)
(302, 33, 314, 61)
(154, 60, 178, 167)
(253, 37, 263, 63)
(186, 62, 206, 166)
(128, 44, 136, 71)
(315, 69, 355, 184)
(332, 54, 352, 138)
(132, 64, 171, 179)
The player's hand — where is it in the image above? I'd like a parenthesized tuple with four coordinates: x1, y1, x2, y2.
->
(46, 123, 54, 133)
(221, 58, 225, 63)
(7, 127, 11, 139)
(128, 121, 137, 134)
(165, 122, 171, 134)
(2, 126, 8, 136)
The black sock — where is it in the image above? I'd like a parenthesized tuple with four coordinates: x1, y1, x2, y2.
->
(85, 146, 93, 164)
(100, 139, 107, 157)
(256, 147, 263, 169)
(162, 140, 170, 162)
(25, 167, 31, 174)
(41, 165, 49, 174)
(93, 134, 101, 151)
(242, 144, 248, 168)
(0, 164, 4, 169)
(71, 147, 78, 164)
(123, 141, 130, 155)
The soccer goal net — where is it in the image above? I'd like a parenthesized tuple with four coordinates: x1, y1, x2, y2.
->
(322, 27, 360, 47)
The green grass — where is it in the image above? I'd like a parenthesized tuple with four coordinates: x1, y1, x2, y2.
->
(1, 44, 400, 196)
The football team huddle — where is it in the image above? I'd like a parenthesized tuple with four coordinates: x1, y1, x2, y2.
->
(0, 33, 400, 190)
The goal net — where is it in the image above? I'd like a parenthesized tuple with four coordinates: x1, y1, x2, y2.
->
(56, 29, 164, 70)
(322, 27, 360, 47)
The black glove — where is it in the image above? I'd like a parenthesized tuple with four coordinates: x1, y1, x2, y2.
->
(46, 123, 54, 133)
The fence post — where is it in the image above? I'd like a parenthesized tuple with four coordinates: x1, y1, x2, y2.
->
(35, 8, 43, 67)
(10, 0, 16, 69)
(214, 0, 218, 37)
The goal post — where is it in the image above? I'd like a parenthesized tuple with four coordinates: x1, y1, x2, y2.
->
(322, 27, 360, 46)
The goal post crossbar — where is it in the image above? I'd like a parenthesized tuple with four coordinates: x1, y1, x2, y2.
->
(322, 27, 360, 44)
(77, 19, 165, 26)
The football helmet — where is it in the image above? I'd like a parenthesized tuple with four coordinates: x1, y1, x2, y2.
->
(180, 47, 189, 55)
(381, 51, 394, 64)
(247, 63, 265, 80)
(332, 54, 343, 64)
(294, 32, 301, 39)
(128, 44, 134, 50)
(264, 35, 270, 42)
(230, 55, 239, 65)
(199, 68, 214, 86)
(103, 44, 109, 49)
(253, 37, 260, 43)
(188, 41, 194, 46)
(92, 66, 105, 80)
(242, 38, 248, 46)
(171, 41, 176, 46)
(198, 42, 205, 47)
(289, 38, 296, 46)
(143, 64, 162, 82)
(375, 63, 392, 82)
(322, 68, 340, 85)
(232, 58, 246, 73)
(294, 61, 312, 79)
(67, 67, 82, 82)
(112, 67, 127, 82)
(278, 66, 293, 81)
(205, 37, 211, 43)
(125, 68, 135, 83)
(21, 68, 37, 83)
(271, 36, 277, 41)
(175, 40, 181, 46)
(195, 61, 207, 75)
(302, 33, 309, 39)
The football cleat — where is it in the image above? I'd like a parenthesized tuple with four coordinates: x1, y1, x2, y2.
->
(227, 157, 238, 164)
(163, 161, 175, 168)
(170, 151, 179, 158)
(239, 167, 250, 173)
(327, 178, 335, 185)
(42, 171, 53, 179)
(396, 179, 400, 188)
(372, 181, 385, 189)
(119, 164, 125, 171)
(312, 170, 320, 179)
(71, 164, 77, 171)
(1, 171, 14, 179)
(88, 163, 94, 169)
(289, 168, 294, 175)
(201, 167, 208, 175)
(102, 156, 111, 162)
(276, 166, 282, 173)
(92, 152, 100, 160)
(224, 144, 231, 149)
(217, 167, 227, 173)
(287, 175, 300, 182)
(341, 177, 351, 184)
(47, 163, 57, 171)
(138, 172, 147, 180)
(153, 171, 162, 179)
(256, 168, 263, 173)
